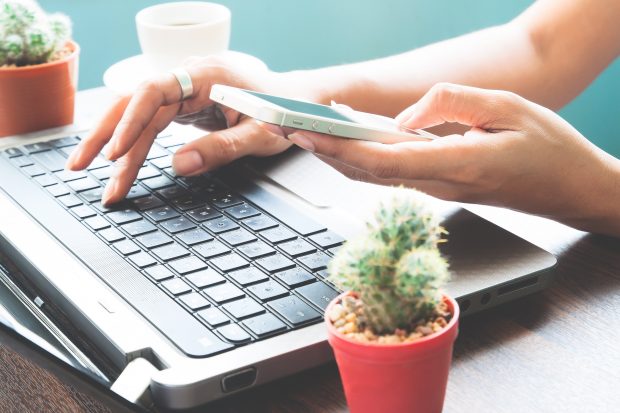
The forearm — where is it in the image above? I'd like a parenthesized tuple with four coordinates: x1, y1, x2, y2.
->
(282, 0, 620, 117)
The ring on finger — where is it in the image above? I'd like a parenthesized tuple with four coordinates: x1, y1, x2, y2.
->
(170, 67, 194, 101)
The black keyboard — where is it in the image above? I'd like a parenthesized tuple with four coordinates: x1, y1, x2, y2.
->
(2, 133, 345, 357)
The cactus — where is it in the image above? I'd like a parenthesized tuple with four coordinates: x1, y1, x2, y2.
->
(329, 189, 450, 335)
(0, 0, 71, 67)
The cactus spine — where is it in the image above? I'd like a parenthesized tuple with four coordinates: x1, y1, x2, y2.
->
(329, 189, 450, 335)
(0, 0, 71, 66)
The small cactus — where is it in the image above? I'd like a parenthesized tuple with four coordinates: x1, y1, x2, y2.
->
(0, 0, 71, 67)
(329, 189, 450, 335)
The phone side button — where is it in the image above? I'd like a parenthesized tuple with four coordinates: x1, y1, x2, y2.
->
(311, 120, 320, 130)
(328, 124, 335, 134)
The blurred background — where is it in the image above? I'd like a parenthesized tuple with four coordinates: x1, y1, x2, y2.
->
(42, 0, 619, 156)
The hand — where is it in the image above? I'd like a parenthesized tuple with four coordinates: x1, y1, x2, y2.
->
(66, 53, 302, 205)
(276, 83, 620, 235)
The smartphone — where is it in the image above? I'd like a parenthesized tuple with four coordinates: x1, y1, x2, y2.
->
(209, 84, 436, 142)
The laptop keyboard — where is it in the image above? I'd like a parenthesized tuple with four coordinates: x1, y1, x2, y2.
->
(2, 133, 344, 355)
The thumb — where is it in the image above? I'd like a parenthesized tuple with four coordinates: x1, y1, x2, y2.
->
(398, 83, 526, 131)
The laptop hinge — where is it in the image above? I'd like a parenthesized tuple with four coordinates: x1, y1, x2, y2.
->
(111, 358, 158, 409)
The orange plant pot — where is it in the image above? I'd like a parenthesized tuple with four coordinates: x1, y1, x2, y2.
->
(0, 41, 79, 137)
(326, 293, 459, 413)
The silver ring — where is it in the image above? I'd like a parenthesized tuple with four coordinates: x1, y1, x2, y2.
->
(171, 67, 194, 101)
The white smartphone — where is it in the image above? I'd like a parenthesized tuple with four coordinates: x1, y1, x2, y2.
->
(209, 84, 436, 142)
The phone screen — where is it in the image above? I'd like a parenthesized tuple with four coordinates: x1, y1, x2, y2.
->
(245, 90, 356, 122)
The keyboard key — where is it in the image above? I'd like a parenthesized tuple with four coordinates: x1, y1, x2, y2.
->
(80, 187, 104, 203)
(146, 143, 168, 160)
(210, 253, 249, 272)
(297, 251, 331, 271)
(193, 240, 229, 259)
(157, 134, 189, 148)
(85, 157, 109, 171)
(176, 228, 213, 246)
(268, 296, 321, 326)
(296, 282, 339, 311)
(55, 169, 87, 182)
(46, 184, 70, 197)
(161, 278, 192, 295)
(327, 246, 342, 256)
(99, 227, 125, 243)
(136, 231, 173, 249)
(211, 193, 244, 208)
(142, 175, 174, 190)
(169, 256, 207, 274)
(204, 283, 244, 304)
(278, 239, 316, 257)
(309, 230, 345, 249)
(225, 203, 260, 220)
(156, 186, 189, 200)
(187, 205, 221, 222)
(4, 147, 24, 158)
(185, 268, 225, 288)
(219, 228, 256, 246)
(228, 267, 269, 286)
(30, 150, 67, 172)
(145, 206, 180, 222)
(242, 215, 278, 232)
(132, 195, 165, 211)
(22, 164, 46, 177)
(237, 240, 276, 259)
(70, 204, 97, 219)
(243, 313, 287, 337)
(125, 185, 150, 200)
(129, 252, 157, 268)
(150, 155, 173, 169)
(51, 136, 80, 148)
(67, 177, 100, 193)
(113, 239, 141, 256)
(222, 297, 264, 320)
(274, 268, 316, 288)
(247, 280, 288, 301)
(255, 253, 295, 273)
(152, 243, 190, 261)
(217, 324, 251, 344)
(145, 265, 174, 281)
(172, 194, 208, 211)
(58, 194, 83, 208)
(261, 227, 297, 244)
(23, 142, 52, 154)
(204, 216, 239, 234)
(122, 220, 157, 237)
(107, 209, 142, 225)
(33, 174, 57, 187)
(10, 155, 34, 167)
(179, 292, 210, 310)
(197, 307, 230, 327)
(160, 216, 195, 234)
(137, 165, 161, 180)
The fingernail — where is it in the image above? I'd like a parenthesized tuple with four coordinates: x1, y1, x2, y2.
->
(102, 177, 118, 206)
(288, 133, 315, 152)
(173, 150, 204, 176)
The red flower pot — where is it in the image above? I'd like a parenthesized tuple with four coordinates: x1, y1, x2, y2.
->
(0, 40, 79, 137)
(326, 293, 459, 413)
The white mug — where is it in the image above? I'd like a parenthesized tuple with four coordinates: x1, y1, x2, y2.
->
(135, 1, 231, 71)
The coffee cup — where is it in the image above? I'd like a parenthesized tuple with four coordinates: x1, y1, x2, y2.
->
(135, 2, 231, 71)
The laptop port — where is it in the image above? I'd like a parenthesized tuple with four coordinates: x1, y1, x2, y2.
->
(480, 292, 491, 305)
(221, 367, 257, 393)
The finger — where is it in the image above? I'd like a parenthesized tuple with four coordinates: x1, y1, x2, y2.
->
(102, 105, 179, 205)
(287, 130, 466, 181)
(65, 95, 131, 170)
(398, 83, 526, 131)
(172, 117, 292, 176)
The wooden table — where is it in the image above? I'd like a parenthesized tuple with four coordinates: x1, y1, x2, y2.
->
(1, 205, 618, 412)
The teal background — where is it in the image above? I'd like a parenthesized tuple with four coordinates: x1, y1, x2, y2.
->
(41, 1, 619, 156)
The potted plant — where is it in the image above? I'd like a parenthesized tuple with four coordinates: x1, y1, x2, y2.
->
(0, 0, 78, 137)
(325, 189, 459, 413)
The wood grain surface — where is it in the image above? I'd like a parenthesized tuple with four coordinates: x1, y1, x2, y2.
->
(1, 211, 618, 413)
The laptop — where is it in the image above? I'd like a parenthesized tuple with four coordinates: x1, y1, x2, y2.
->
(0, 88, 557, 410)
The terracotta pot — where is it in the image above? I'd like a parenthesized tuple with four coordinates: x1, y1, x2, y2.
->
(326, 292, 459, 413)
(0, 40, 79, 137)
